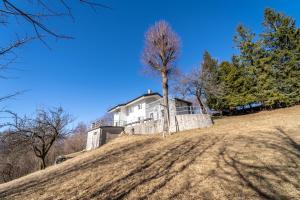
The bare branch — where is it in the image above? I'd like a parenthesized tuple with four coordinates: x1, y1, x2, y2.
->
(0, 0, 110, 41)
(142, 20, 180, 135)
(0, 91, 24, 103)
(0, 37, 34, 56)
(142, 20, 180, 73)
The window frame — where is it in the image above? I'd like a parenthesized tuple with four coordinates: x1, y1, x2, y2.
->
(138, 104, 142, 110)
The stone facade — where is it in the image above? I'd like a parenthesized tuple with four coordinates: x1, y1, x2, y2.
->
(124, 114, 212, 135)
(86, 126, 124, 150)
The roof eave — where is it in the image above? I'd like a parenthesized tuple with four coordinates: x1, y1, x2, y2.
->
(107, 92, 162, 113)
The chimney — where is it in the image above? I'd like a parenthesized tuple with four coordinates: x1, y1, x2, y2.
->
(147, 89, 152, 94)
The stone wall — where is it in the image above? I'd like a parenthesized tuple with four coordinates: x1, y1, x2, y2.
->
(125, 120, 164, 135)
(86, 126, 124, 150)
(124, 114, 212, 135)
(171, 114, 212, 132)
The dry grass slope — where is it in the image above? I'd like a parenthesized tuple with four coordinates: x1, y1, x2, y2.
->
(0, 106, 300, 200)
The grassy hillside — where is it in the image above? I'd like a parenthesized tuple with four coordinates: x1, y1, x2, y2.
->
(0, 106, 300, 200)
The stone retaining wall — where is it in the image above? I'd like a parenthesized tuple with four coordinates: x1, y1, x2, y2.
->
(124, 114, 212, 135)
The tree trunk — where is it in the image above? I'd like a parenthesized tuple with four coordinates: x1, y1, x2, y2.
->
(196, 90, 206, 114)
(161, 71, 170, 137)
(40, 156, 46, 169)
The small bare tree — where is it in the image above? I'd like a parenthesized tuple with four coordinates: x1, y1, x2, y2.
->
(185, 68, 208, 113)
(171, 69, 207, 113)
(7, 107, 73, 169)
(0, 132, 36, 183)
(170, 70, 190, 100)
(142, 20, 180, 136)
(62, 122, 87, 153)
(172, 51, 222, 114)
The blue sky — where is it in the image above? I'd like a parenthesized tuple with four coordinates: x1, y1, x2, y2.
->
(1, 0, 300, 124)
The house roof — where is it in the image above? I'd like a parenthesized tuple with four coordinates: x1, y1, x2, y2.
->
(173, 98, 193, 105)
(107, 92, 162, 113)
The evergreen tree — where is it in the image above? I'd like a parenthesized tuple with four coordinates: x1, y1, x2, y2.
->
(201, 51, 223, 110)
(259, 8, 300, 106)
(185, 8, 300, 112)
(233, 25, 260, 106)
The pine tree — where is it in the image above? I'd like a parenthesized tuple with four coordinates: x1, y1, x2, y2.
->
(201, 51, 223, 110)
(189, 8, 300, 112)
(259, 8, 300, 107)
(233, 25, 260, 106)
(218, 61, 239, 110)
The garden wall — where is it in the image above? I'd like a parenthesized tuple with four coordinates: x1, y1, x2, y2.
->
(124, 114, 212, 135)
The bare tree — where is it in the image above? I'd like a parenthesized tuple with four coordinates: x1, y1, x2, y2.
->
(142, 20, 180, 136)
(0, 0, 109, 64)
(0, 1, 110, 42)
(97, 113, 113, 126)
(63, 122, 87, 153)
(6, 107, 73, 169)
(171, 69, 207, 113)
(0, 1, 106, 179)
(172, 51, 222, 114)
(0, 1, 109, 126)
(0, 132, 36, 183)
(170, 70, 190, 100)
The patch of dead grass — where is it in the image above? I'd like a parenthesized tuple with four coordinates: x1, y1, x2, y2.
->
(0, 106, 300, 199)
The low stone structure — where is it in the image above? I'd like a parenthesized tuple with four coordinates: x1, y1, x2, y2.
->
(124, 114, 212, 135)
(86, 126, 124, 150)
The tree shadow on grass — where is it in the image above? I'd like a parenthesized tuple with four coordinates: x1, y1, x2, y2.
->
(215, 127, 300, 200)
(0, 137, 160, 198)
(2, 127, 300, 200)
(87, 135, 224, 200)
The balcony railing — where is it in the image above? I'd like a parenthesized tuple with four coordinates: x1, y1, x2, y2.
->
(113, 118, 155, 127)
(113, 120, 127, 126)
(175, 106, 203, 115)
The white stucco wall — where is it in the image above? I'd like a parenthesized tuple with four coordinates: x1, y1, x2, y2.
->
(113, 112, 120, 125)
(125, 100, 146, 124)
(111, 97, 192, 127)
(112, 97, 161, 125)
(86, 128, 101, 150)
(86, 126, 124, 150)
(145, 98, 163, 120)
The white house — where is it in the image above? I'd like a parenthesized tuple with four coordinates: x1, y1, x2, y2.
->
(107, 90, 193, 127)
(86, 90, 213, 150)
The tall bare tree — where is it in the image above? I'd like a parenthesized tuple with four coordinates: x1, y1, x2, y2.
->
(6, 107, 73, 169)
(142, 20, 180, 135)
(172, 51, 223, 113)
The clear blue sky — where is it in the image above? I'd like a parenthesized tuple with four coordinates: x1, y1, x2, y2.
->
(1, 0, 300, 124)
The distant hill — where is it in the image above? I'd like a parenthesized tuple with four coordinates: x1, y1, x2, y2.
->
(0, 106, 300, 200)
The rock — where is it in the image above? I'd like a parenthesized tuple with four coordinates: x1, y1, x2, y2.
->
(54, 155, 68, 165)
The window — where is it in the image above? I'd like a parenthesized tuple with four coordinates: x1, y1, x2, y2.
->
(127, 107, 133, 115)
(138, 104, 142, 110)
(161, 110, 164, 118)
(150, 113, 154, 119)
(138, 117, 141, 122)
